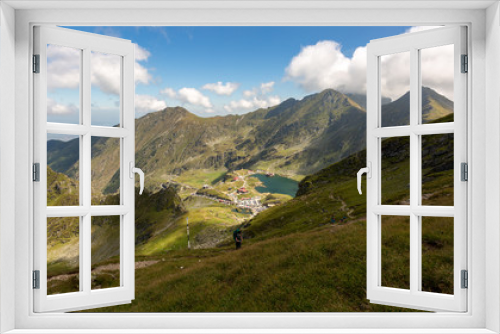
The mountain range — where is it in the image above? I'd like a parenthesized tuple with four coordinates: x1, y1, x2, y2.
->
(47, 87, 453, 195)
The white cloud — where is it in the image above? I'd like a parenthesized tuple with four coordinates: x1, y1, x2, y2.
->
(178, 88, 213, 108)
(243, 81, 276, 97)
(202, 81, 240, 96)
(134, 44, 153, 86)
(134, 62, 152, 86)
(90, 52, 122, 95)
(405, 26, 442, 34)
(224, 95, 281, 113)
(47, 45, 81, 90)
(420, 44, 454, 100)
(260, 81, 275, 94)
(243, 90, 255, 98)
(161, 87, 177, 99)
(379, 51, 410, 101)
(267, 95, 281, 106)
(46, 44, 153, 95)
(161, 87, 213, 108)
(47, 98, 78, 115)
(285, 33, 454, 101)
(135, 94, 167, 114)
(284, 40, 356, 94)
(135, 44, 151, 61)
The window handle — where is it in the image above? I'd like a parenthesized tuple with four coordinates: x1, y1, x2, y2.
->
(357, 162, 371, 195)
(129, 162, 145, 195)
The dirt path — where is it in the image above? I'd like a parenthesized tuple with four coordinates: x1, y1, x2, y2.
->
(241, 175, 248, 189)
(47, 260, 160, 282)
(336, 196, 355, 219)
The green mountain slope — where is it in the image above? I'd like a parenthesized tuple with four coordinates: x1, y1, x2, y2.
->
(46, 90, 455, 311)
(46, 168, 188, 294)
(48, 89, 370, 193)
(48, 88, 453, 196)
(245, 114, 454, 242)
(75, 115, 454, 312)
(83, 225, 410, 312)
(382, 87, 454, 127)
(47, 166, 79, 206)
(346, 93, 392, 110)
(47, 139, 80, 179)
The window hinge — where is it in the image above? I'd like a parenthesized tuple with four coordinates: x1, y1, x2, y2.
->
(461, 270, 468, 289)
(33, 270, 40, 289)
(33, 54, 40, 73)
(461, 54, 468, 73)
(33, 163, 40, 182)
(461, 162, 468, 181)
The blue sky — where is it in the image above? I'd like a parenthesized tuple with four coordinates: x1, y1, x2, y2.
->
(51, 26, 446, 127)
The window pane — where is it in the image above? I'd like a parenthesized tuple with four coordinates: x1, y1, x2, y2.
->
(381, 215, 410, 290)
(380, 52, 410, 127)
(422, 134, 454, 206)
(91, 51, 121, 127)
(421, 217, 454, 294)
(421, 45, 454, 124)
(47, 217, 80, 295)
(46, 44, 81, 124)
(381, 137, 410, 205)
(91, 216, 121, 290)
(91, 137, 120, 205)
(47, 134, 80, 206)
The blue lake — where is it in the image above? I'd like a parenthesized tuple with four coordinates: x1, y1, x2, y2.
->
(251, 174, 299, 197)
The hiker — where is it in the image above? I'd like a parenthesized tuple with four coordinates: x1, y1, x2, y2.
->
(233, 228, 243, 250)
(330, 216, 336, 224)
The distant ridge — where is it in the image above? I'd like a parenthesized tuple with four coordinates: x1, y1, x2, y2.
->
(381, 87, 453, 127)
(47, 87, 453, 194)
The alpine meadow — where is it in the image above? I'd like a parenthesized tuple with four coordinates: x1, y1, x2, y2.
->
(45, 83, 455, 312)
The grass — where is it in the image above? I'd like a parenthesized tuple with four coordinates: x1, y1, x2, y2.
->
(421, 216, 454, 294)
(176, 169, 227, 189)
(381, 136, 410, 204)
(262, 193, 293, 206)
(47, 167, 79, 206)
(196, 188, 232, 201)
(136, 204, 248, 256)
(49, 116, 455, 312)
(71, 171, 452, 312)
(381, 216, 410, 289)
(48, 275, 80, 296)
(49, 160, 453, 313)
(80, 221, 418, 313)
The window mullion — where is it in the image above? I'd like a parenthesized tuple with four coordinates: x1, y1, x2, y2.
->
(409, 47, 420, 294)
(82, 47, 92, 294)
(82, 47, 91, 207)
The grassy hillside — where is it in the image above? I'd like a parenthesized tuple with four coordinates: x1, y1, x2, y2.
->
(381, 87, 453, 127)
(48, 89, 370, 194)
(45, 92, 455, 311)
(47, 88, 453, 198)
(47, 166, 79, 206)
(82, 222, 413, 312)
(72, 114, 456, 311)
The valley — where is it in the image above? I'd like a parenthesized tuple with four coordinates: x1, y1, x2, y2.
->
(45, 88, 455, 312)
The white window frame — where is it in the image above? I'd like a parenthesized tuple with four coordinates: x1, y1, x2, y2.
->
(366, 26, 467, 312)
(1, 1, 499, 333)
(33, 26, 136, 313)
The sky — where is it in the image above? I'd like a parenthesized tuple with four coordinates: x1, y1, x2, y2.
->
(47, 26, 452, 128)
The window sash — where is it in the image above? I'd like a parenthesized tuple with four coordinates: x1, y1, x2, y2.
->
(366, 26, 468, 312)
(32, 25, 136, 313)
